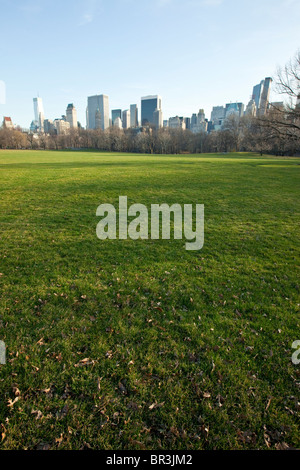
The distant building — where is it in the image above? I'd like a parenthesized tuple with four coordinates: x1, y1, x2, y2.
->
(207, 121, 214, 133)
(163, 120, 169, 128)
(168, 116, 180, 129)
(210, 106, 225, 130)
(191, 114, 197, 128)
(114, 117, 123, 129)
(2, 116, 13, 129)
(112, 109, 122, 125)
(95, 109, 102, 129)
(122, 109, 130, 129)
(66, 103, 78, 129)
(33, 97, 45, 132)
(53, 119, 70, 135)
(259, 78, 272, 116)
(191, 109, 207, 133)
(252, 80, 264, 112)
(252, 78, 272, 116)
(44, 119, 54, 133)
(191, 121, 207, 134)
(87, 94, 109, 130)
(237, 102, 245, 117)
(184, 117, 191, 130)
(210, 106, 225, 124)
(30, 121, 38, 133)
(245, 99, 257, 117)
(169, 116, 185, 130)
(141, 95, 162, 126)
(153, 108, 163, 128)
(130, 104, 138, 127)
(198, 109, 205, 122)
(225, 103, 241, 118)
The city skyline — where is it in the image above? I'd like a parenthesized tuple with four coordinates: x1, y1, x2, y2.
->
(2, 72, 282, 134)
(0, 73, 292, 131)
(1, 0, 299, 127)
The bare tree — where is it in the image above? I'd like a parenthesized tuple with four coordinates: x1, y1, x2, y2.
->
(260, 51, 300, 153)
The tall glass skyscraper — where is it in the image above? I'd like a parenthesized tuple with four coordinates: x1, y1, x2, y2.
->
(252, 80, 264, 111)
(122, 110, 130, 129)
(111, 109, 122, 125)
(259, 77, 272, 116)
(33, 97, 45, 131)
(141, 95, 162, 126)
(130, 104, 138, 127)
(252, 78, 272, 116)
(87, 94, 109, 130)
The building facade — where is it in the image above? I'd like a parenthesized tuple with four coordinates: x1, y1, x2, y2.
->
(33, 97, 45, 132)
(252, 78, 272, 116)
(252, 80, 264, 112)
(112, 109, 122, 125)
(66, 103, 78, 129)
(141, 95, 162, 126)
(245, 99, 257, 117)
(122, 109, 130, 129)
(53, 119, 70, 135)
(225, 103, 241, 118)
(259, 77, 272, 116)
(114, 117, 123, 129)
(43, 119, 54, 133)
(191, 109, 207, 133)
(130, 104, 138, 127)
(153, 108, 163, 128)
(2, 116, 13, 129)
(87, 94, 109, 130)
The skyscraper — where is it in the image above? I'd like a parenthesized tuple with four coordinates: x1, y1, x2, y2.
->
(122, 110, 130, 129)
(141, 95, 162, 126)
(33, 97, 45, 131)
(252, 78, 272, 116)
(112, 109, 122, 125)
(87, 94, 109, 130)
(237, 102, 245, 117)
(225, 103, 240, 118)
(191, 113, 198, 128)
(95, 109, 102, 129)
(153, 108, 163, 128)
(210, 106, 225, 125)
(259, 77, 272, 116)
(191, 109, 207, 133)
(114, 117, 123, 129)
(43, 119, 54, 134)
(66, 103, 78, 129)
(53, 119, 70, 135)
(184, 117, 191, 130)
(245, 100, 257, 117)
(130, 104, 138, 127)
(169, 116, 184, 129)
(252, 80, 264, 112)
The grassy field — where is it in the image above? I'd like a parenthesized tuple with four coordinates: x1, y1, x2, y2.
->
(0, 150, 299, 450)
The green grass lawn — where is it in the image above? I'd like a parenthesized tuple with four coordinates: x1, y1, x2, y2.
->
(0, 150, 299, 450)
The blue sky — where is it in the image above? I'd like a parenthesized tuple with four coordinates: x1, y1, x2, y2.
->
(0, 0, 299, 128)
